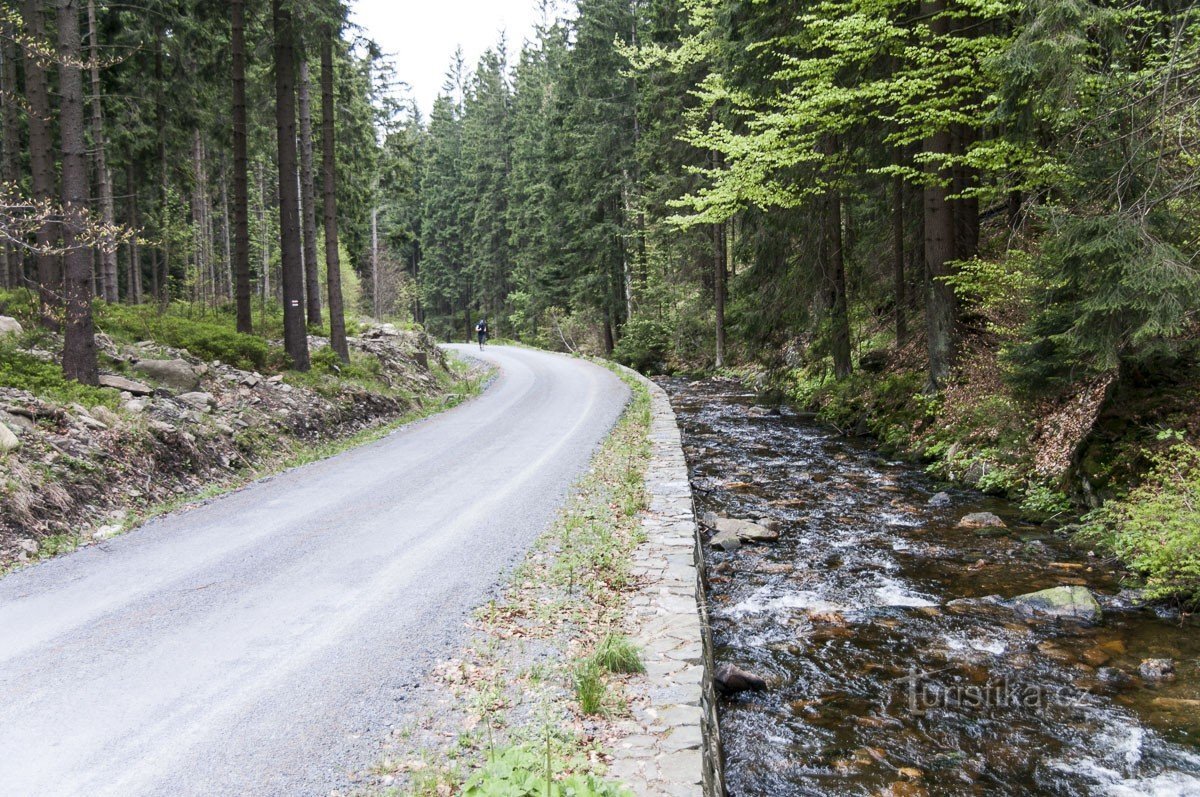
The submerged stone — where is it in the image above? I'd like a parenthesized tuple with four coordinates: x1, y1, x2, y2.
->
(957, 511, 1006, 529)
(1012, 585, 1101, 621)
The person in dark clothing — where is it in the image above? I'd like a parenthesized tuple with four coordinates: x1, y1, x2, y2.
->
(475, 319, 488, 350)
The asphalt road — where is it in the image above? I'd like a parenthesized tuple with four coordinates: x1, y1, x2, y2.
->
(0, 344, 628, 797)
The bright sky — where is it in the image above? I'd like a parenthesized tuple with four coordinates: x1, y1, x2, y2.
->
(348, 0, 556, 116)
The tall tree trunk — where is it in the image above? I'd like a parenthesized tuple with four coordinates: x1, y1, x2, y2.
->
(126, 159, 142, 302)
(272, 0, 308, 370)
(371, 205, 381, 318)
(220, 166, 232, 300)
(825, 189, 852, 379)
(86, 0, 118, 302)
(23, 0, 61, 325)
(58, 0, 98, 384)
(713, 221, 726, 368)
(952, 123, 979, 261)
(298, 59, 322, 325)
(155, 27, 169, 304)
(191, 129, 208, 307)
(258, 160, 269, 304)
(230, 0, 252, 332)
(1, 31, 21, 288)
(892, 169, 907, 347)
(922, 0, 957, 389)
(320, 23, 348, 361)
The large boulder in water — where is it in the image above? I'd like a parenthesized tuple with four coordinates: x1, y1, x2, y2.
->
(714, 517, 780, 543)
(1012, 585, 1101, 621)
(715, 663, 767, 696)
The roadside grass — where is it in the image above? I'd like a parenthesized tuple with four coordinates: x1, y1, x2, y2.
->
(362, 363, 651, 795)
(3, 354, 490, 575)
(592, 633, 644, 675)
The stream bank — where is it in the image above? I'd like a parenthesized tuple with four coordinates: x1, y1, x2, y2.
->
(666, 377, 1200, 796)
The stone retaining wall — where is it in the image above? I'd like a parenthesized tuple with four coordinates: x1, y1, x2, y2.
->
(609, 370, 724, 797)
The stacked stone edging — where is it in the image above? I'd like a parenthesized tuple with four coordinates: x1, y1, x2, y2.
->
(609, 369, 724, 797)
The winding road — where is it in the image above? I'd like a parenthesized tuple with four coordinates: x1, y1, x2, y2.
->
(0, 345, 628, 797)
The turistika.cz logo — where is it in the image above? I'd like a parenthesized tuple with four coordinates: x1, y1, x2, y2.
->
(898, 667, 1092, 714)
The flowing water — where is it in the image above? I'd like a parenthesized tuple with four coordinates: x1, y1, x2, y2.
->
(663, 377, 1200, 797)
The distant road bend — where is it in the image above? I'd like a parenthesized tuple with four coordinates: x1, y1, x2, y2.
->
(0, 345, 629, 797)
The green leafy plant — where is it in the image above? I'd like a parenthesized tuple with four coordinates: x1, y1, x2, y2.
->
(1079, 443, 1200, 604)
(461, 743, 632, 797)
(611, 317, 671, 374)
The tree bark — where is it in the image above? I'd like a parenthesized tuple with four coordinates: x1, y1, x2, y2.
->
(86, 0, 118, 302)
(273, 0, 309, 370)
(320, 23, 348, 361)
(825, 189, 852, 379)
(57, 0, 98, 384)
(922, 0, 957, 389)
(1, 31, 22, 288)
(126, 158, 142, 302)
(23, 0, 61, 325)
(191, 129, 208, 306)
(892, 169, 907, 346)
(371, 205, 380, 319)
(298, 59, 322, 325)
(713, 221, 726, 368)
(230, 0, 253, 332)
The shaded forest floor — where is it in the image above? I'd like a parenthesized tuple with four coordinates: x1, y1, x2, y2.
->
(0, 291, 483, 573)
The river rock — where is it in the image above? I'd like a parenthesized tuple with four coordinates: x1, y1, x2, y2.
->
(178, 391, 216, 411)
(714, 517, 780, 543)
(0, 422, 20, 453)
(98, 374, 154, 396)
(957, 511, 1006, 529)
(711, 530, 741, 552)
(1139, 658, 1176, 683)
(1012, 585, 1101, 621)
(714, 663, 767, 695)
(133, 358, 201, 392)
(0, 315, 23, 338)
(927, 491, 952, 507)
(1097, 666, 1134, 690)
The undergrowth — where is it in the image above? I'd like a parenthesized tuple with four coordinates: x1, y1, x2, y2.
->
(1079, 441, 1200, 605)
(0, 342, 121, 408)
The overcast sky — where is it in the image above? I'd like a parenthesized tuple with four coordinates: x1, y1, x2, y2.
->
(349, 0, 560, 116)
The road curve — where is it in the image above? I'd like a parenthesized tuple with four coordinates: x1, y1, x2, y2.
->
(0, 345, 629, 797)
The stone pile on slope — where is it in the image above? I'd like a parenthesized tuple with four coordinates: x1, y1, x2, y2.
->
(0, 325, 456, 569)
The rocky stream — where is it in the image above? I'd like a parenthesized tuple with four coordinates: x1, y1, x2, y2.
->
(664, 377, 1200, 796)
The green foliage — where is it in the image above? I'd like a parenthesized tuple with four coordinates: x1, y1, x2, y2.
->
(462, 744, 632, 797)
(1020, 482, 1072, 520)
(97, 304, 285, 372)
(0, 344, 120, 407)
(1079, 444, 1200, 604)
(942, 251, 1042, 332)
(1009, 212, 1200, 389)
(572, 659, 609, 716)
(611, 317, 671, 373)
(592, 634, 644, 675)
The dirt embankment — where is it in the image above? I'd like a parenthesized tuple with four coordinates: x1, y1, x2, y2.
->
(0, 325, 460, 570)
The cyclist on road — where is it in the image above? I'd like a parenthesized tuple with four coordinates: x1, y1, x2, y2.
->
(475, 319, 489, 350)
